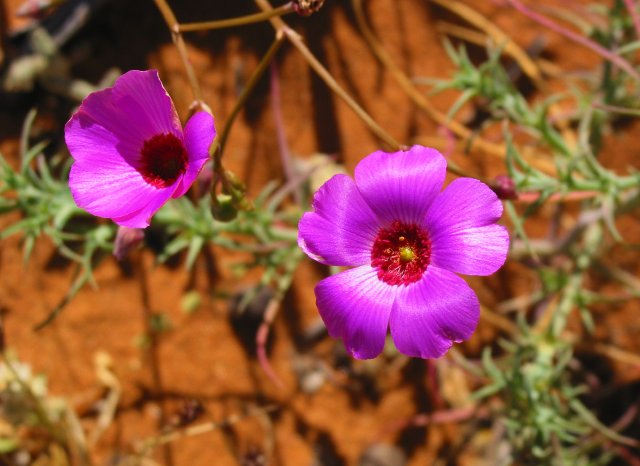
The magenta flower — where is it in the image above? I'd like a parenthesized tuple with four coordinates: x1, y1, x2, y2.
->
(65, 70, 216, 228)
(298, 146, 509, 359)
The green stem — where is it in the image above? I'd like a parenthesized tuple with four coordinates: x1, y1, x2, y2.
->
(550, 222, 602, 337)
(550, 272, 583, 337)
(505, 201, 539, 263)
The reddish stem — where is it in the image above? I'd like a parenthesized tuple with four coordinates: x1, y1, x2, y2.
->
(623, 0, 640, 42)
(256, 298, 285, 389)
(426, 360, 445, 410)
(610, 444, 640, 466)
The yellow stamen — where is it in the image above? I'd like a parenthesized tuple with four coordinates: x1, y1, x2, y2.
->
(399, 246, 415, 262)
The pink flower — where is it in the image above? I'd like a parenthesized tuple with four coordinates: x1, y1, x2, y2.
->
(298, 146, 509, 359)
(65, 70, 215, 228)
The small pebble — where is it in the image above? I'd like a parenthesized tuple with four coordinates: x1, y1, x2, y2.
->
(359, 443, 406, 466)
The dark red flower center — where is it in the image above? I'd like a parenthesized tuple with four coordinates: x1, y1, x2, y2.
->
(139, 133, 188, 188)
(371, 221, 431, 285)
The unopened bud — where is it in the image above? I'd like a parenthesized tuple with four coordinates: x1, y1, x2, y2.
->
(211, 193, 238, 222)
(292, 0, 326, 16)
(210, 169, 251, 221)
(196, 161, 213, 197)
(113, 226, 144, 261)
(491, 175, 518, 200)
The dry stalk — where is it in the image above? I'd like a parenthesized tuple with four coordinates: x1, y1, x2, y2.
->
(152, 0, 205, 108)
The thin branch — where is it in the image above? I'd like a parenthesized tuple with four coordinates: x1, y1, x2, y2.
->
(179, 3, 294, 32)
(430, 0, 543, 85)
(506, 0, 640, 82)
(352, 0, 555, 175)
(211, 34, 286, 157)
(270, 62, 302, 205)
(434, 21, 563, 77)
(136, 405, 278, 458)
(254, 0, 403, 150)
(430, 0, 578, 149)
(152, 0, 205, 106)
(351, 0, 496, 150)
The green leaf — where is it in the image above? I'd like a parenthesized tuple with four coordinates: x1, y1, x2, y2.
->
(157, 235, 190, 263)
(185, 235, 205, 270)
(19, 108, 37, 171)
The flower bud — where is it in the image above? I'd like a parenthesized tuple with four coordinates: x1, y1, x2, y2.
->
(211, 193, 238, 222)
(292, 0, 325, 16)
(491, 175, 518, 200)
(113, 226, 144, 261)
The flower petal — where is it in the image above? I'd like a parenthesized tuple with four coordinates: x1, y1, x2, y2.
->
(354, 145, 446, 225)
(66, 71, 182, 164)
(66, 98, 177, 225)
(425, 178, 509, 276)
(316, 266, 395, 359)
(298, 174, 380, 266)
(172, 111, 216, 198)
(111, 187, 174, 228)
(68, 160, 172, 222)
(65, 101, 143, 175)
(67, 88, 143, 159)
(390, 266, 479, 359)
(110, 70, 182, 138)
